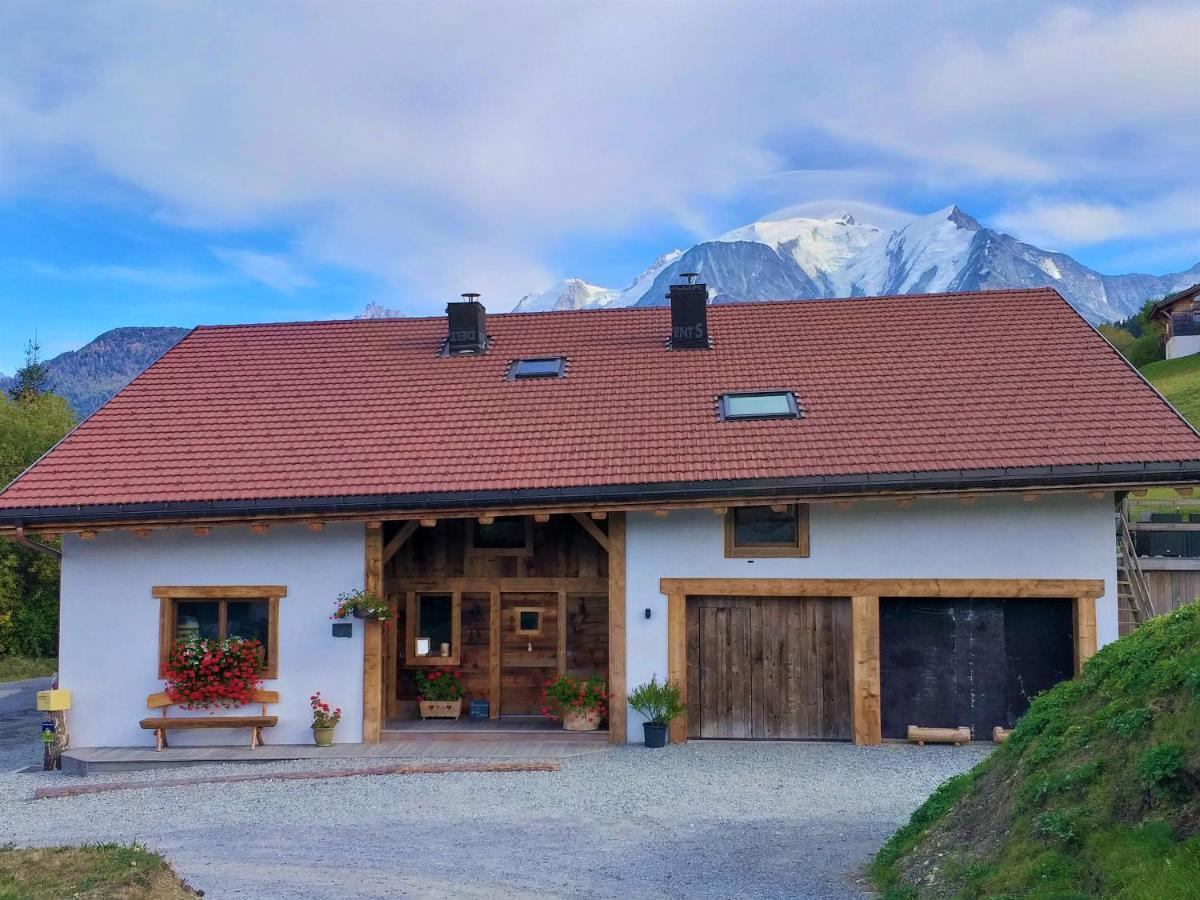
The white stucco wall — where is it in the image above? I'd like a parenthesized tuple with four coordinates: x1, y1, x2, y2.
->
(58, 522, 366, 747)
(1167, 334, 1200, 359)
(623, 492, 1118, 740)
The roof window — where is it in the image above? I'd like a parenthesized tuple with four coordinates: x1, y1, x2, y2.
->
(718, 391, 801, 421)
(509, 357, 566, 380)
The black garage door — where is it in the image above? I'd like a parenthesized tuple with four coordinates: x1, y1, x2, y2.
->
(880, 598, 1075, 740)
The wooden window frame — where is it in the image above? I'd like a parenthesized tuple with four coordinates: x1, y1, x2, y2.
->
(513, 606, 543, 636)
(153, 585, 285, 680)
(466, 516, 534, 557)
(404, 590, 462, 667)
(724, 504, 810, 558)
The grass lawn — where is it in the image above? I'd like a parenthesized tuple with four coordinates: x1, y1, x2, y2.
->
(1141, 354, 1200, 427)
(0, 657, 55, 683)
(0, 844, 199, 899)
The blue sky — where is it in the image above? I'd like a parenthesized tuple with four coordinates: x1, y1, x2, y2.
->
(0, 1, 1197, 373)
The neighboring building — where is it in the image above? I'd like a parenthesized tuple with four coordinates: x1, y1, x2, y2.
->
(3, 286, 1200, 751)
(1150, 283, 1200, 359)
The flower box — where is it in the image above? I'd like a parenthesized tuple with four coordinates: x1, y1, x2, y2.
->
(419, 699, 462, 719)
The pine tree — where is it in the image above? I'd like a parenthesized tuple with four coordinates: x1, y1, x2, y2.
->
(8, 338, 51, 402)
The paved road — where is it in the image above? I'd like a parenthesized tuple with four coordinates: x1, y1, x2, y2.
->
(0, 676, 52, 772)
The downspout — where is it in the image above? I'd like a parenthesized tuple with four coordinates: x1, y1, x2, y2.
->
(13, 525, 61, 559)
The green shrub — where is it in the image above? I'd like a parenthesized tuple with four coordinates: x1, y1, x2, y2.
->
(1138, 744, 1188, 798)
(1034, 810, 1081, 845)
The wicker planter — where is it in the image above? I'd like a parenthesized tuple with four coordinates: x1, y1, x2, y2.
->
(419, 699, 462, 720)
(562, 709, 602, 732)
(313, 726, 335, 747)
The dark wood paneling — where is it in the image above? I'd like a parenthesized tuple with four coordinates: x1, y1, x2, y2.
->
(688, 596, 851, 740)
(880, 597, 1074, 739)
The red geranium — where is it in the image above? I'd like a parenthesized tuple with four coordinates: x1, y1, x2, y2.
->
(416, 669, 464, 701)
(164, 638, 263, 710)
(541, 675, 607, 722)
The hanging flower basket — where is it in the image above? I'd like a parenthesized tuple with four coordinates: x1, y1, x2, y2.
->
(331, 589, 393, 622)
(163, 639, 264, 710)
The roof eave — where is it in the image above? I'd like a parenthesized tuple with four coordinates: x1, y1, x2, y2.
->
(4, 460, 1200, 529)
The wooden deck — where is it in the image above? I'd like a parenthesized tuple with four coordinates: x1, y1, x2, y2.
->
(61, 734, 607, 776)
(381, 715, 608, 743)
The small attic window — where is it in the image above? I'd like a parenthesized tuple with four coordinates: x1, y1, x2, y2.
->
(509, 357, 566, 379)
(718, 391, 800, 421)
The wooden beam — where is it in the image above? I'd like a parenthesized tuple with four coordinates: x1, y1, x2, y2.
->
(382, 520, 419, 564)
(362, 523, 384, 743)
(667, 590, 686, 745)
(590, 511, 607, 520)
(192, 526, 210, 537)
(1075, 596, 1097, 676)
(607, 513, 627, 745)
(850, 596, 881, 746)
(419, 518, 437, 528)
(153, 585, 287, 599)
(489, 587, 501, 719)
(571, 513, 610, 552)
(557, 589, 567, 677)
(533, 513, 551, 523)
(659, 577, 1106, 599)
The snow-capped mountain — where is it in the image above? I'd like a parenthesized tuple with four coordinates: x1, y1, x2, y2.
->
(512, 279, 617, 313)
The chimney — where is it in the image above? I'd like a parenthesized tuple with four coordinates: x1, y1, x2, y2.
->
(446, 293, 489, 355)
(668, 273, 709, 349)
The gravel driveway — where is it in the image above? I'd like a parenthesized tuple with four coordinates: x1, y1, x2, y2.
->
(1, 741, 989, 899)
(0, 677, 51, 773)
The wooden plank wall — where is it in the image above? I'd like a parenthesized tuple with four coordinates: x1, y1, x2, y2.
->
(385, 516, 609, 721)
(1145, 570, 1200, 620)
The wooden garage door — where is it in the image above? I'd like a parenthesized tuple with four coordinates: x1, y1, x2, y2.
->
(880, 598, 1075, 740)
(686, 596, 852, 740)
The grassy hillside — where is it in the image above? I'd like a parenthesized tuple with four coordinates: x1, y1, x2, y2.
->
(873, 603, 1200, 899)
(1141, 354, 1200, 428)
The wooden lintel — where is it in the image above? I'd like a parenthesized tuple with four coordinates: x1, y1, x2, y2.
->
(533, 513, 551, 524)
(79, 530, 97, 541)
(1177, 487, 1194, 498)
(590, 511, 607, 520)
(192, 526, 210, 537)
(307, 522, 325, 532)
(660, 577, 1106, 599)
(382, 520, 420, 565)
(571, 513, 610, 552)
(419, 518, 437, 528)
(478, 515, 495, 525)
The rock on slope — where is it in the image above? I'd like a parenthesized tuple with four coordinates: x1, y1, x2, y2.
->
(873, 604, 1200, 898)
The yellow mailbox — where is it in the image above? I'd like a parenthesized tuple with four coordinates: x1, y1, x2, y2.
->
(36, 689, 72, 711)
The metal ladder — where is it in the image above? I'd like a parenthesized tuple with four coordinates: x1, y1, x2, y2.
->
(1116, 501, 1154, 632)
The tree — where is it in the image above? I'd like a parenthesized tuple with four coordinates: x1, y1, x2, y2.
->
(1100, 298, 1165, 368)
(0, 390, 74, 657)
(8, 338, 52, 402)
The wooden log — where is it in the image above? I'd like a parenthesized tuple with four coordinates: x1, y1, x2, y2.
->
(992, 726, 1012, 744)
(907, 725, 970, 747)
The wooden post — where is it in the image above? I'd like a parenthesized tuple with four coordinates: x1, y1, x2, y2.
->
(667, 590, 687, 744)
(850, 596, 882, 745)
(1075, 595, 1097, 675)
(607, 513, 627, 744)
(557, 588, 567, 676)
(362, 523, 384, 743)
(489, 586, 501, 719)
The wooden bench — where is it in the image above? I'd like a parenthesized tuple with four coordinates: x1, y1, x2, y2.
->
(139, 690, 280, 750)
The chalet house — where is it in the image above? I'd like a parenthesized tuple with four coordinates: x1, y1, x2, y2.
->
(3, 285, 1200, 751)
(1150, 282, 1200, 359)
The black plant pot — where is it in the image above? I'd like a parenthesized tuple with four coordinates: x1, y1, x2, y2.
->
(643, 722, 668, 748)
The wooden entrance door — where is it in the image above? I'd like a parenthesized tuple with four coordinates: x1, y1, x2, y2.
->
(686, 596, 852, 740)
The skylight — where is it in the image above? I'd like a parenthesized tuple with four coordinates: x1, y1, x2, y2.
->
(718, 391, 801, 421)
(509, 357, 566, 379)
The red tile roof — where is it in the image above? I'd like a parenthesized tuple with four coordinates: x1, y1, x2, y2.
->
(2, 288, 1199, 517)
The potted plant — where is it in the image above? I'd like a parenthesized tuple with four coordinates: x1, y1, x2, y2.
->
(628, 676, 685, 748)
(163, 638, 263, 710)
(542, 675, 607, 732)
(416, 670, 464, 719)
(310, 692, 341, 746)
(331, 589, 393, 622)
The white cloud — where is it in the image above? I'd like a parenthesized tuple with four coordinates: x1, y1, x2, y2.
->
(996, 189, 1200, 247)
(0, 1, 1194, 307)
(25, 261, 227, 291)
(211, 248, 313, 293)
